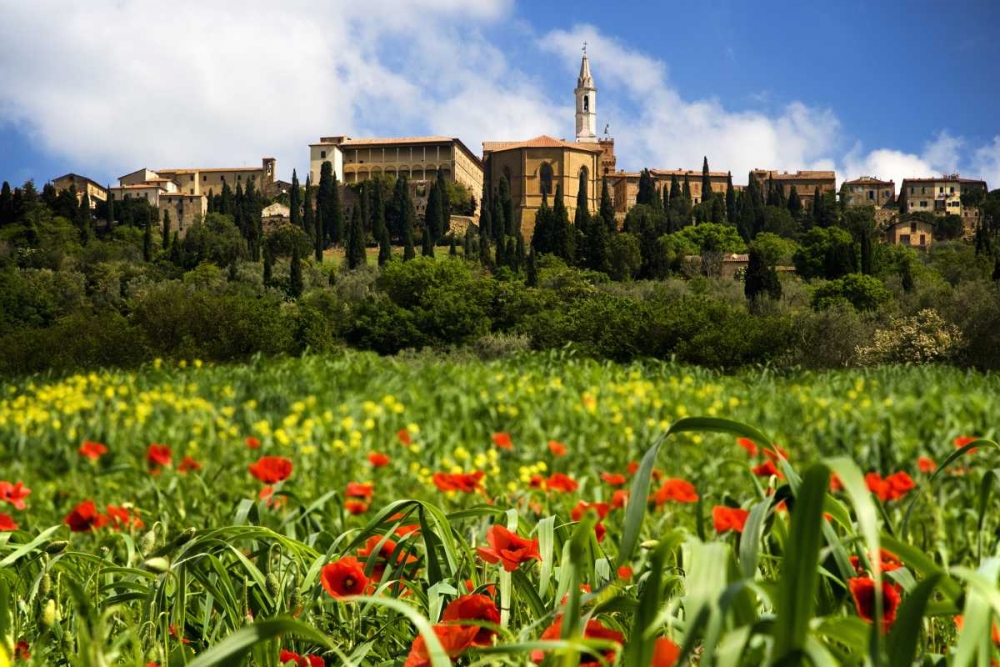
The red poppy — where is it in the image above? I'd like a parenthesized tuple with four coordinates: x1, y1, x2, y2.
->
(169, 625, 190, 645)
(13, 640, 30, 660)
(432, 471, 484, 493)
(866, 472, 915, 502)
(178, 456, 201, 473)
(617, 565, 633, 581)
(954, 435, 979, 454)
(829, 474, 844, 491)
(358, 535, 419, 580)
(594, 522, 606, 542)
(0, 481, 31, 510)
(259, 485, 287, 509)
(652, 637, 681, 666)
(79, 441, 108, 460)
(917, 456, 936, 474)
(751, 460, 784, 479)
(849, 549, 903, 575)
(548, 440, 567, 456)
(477, 525, 541, 572)
(0, 513, 17, 531)
(849, 577, 901, 632)
(395, 524, 420, 537)
(404, 624, 478, 667)
(528, 474, 545, 489)
(105, 504, 143, 531)
(397, 429, 412, 446)
(491, 432, 513, 450)
(368, 452, 390, 467)
(320, 556, 368, 598)
(146, 444, 172, 470)
(545, 473, 578, 493)
(531, 617, 624, 665)
(600, 472, 627, 486)
(65, 500, 102, 532)
(763, 445, 789, 461)
(736, 437, 758, 457)
(611, 489, 630, 509)
(279, 650, 324, 667)
(712, 506, 749, 534)
(464, 579, 497, 597)
(244, 436, 261, 449)
(571, 501, 611, 522)
(346, 482, 375, 500)
(627, 461, 639, 475)
(441, 594, 500, 646)
(653, 478, 699, 506)
(248, 456, 292, 484)
(345, 500, 369, 515)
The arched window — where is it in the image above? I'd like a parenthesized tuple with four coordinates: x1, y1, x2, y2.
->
(583, 95, 589, 112)
(540, 163, 554, 197)
(578, 166, 589, 199)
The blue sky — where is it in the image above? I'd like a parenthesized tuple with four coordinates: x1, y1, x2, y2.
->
(1, 0, 997, 189)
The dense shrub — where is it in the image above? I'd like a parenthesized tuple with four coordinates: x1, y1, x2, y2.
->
(857, 308, 961, 365)
(785, 303, 872, 368)
(812, 273, 890, 311)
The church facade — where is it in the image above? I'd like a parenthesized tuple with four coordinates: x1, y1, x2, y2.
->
(482, 50, 609, 240)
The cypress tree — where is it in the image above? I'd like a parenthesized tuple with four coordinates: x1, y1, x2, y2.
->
(499, 173, 514, 236)
(207, 189, 215, 214)
(531, 192, 552, 254)
(162, 210, 171, 250)
(744, 247, 781, 309)
(371, 179, 386, 242)
(315, 208, 324, 262)
(422, 224, 434, 257)
(669, 174, 681, 200)
(860, 227, 873, 275)
(303, 175, 315, 240)
(143, 209, 153, 261)
(574, 169, 590, 266)
(492, 188, 505, 246)
(494, 230, 505, 267)
(463, 229, 474, 259)
(552, 184, 574, 261)
(725, 173, 736, 224)
(106, 186, 115, 230)
(329, 170, 343, 244)
(401, 176, 416, 260)
(788, 185, 802, 217)
(317, 162, 334, 239)
(347, 205, 366, 269)
(600, 176, 617, 235)
(289, 170, 301, 228)
(221, 180, 234, 217)
(527, 245, 537, 286)
(425, 177, 444, 242)
(378, 225, 392, 266)
(437, 169, 451, 236)
(479, 187, 492, 242)
(0, 181, 11, 227)
(478, 229, 491, 267)
(358, 181, 370, 237)
(449, 234, 458, 256)
(682, 175, 691, 200)
(77, 192, 93, 244)
(506, 237, 518, 272)
(289, 244, 303, 297)
(812, 187, 823, 226)
(701, 157, 712, 206)
(637, 169, 656, 206)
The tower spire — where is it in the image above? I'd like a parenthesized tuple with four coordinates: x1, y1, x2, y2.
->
(575, 50, 597, 143)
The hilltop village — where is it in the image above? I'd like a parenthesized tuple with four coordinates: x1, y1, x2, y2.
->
(45, 51, 988, 258)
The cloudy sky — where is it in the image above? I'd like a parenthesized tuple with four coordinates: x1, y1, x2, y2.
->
(0, 0, 997, 189)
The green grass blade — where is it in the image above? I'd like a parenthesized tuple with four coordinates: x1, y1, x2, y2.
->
(887, 572, 942, 667)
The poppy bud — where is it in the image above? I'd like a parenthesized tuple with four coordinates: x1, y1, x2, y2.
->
(289, 584, 302, 613)
(140, 530, 157, 554)
(640, 539, 660, 549)
(266, 573, 280, 598)
(39, 572, 51, 598)
(44, 541, 68, 554)
(42, 599, 60, 627)
(143, 557, 171, 573)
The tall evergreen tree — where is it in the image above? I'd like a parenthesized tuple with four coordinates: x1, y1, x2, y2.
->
(492, 188, 505, 246)
(303, 175, 315, 240)
(106, 187, 115, 230)
(552, 184, 574, 261)
(449, 234, 458, 256)
(0, 181, 11, 227)
(400, 176, 416, 260)
(317, 162, 334, 241)
(263, 247, 273, 285)
(422, 224, 434, 257)
(206, 189, 215, 214)
(371, 179, 387, 242)
(347, 205, 366, 269)
(494, 230, 505, 267)
(378, 225, 392, 266)
(701, 157, 712, 206)
(725, 173, 736, 224)
(669, 174, 681, 201)
(636, 169, 656, 206)
(358, 182, 370, 237)
(329, 170, 343, 244)
(315, 208, 324, 262)
(425, 176, 444, 242)
(478, 226, 491, 267)
(812, 187, 824, 226)
(574, 169, 590, 266)
(221, 181, 234, 217)
(531, 193, 553, 254)
(289, 244, 303, 297)
(162, 210, 171, 250)
(77, 192, 93, 244)
(478, 187, 492, 242)
(600, 176, 616, 235)
(436, 169, 451, 237)
(744, 247, 782, 308)
(499, 173, 514, 236)
(526, 245, 538, 286)
(788, 185, 802, 217)
(682, 175, 692, 200)
(289, 170, 302, 228)
(463, 229, 474, 259)
(901, 256, 915, 292)
(143, 209, 153, 261)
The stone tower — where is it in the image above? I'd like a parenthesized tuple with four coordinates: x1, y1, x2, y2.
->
(575, 47, 597, 143)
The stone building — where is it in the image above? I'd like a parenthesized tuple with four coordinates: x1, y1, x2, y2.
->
(119, 158, 278, 198)
(51, 173, 107, 207)
(751, 169, 837, 208)
(886, 216, 933, 251)
(609, 168, 732, 214)
(841, 176, 895, 209)
(307, 136, 484, 205)
(899, 175, 988, 237)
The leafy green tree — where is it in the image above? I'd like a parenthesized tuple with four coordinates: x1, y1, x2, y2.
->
(935, 214, 965, 241)
(744, 246, 782, 307)
(811, 273, 890, 311)
(750, 232, 798, 266)
(181, 212, 249, 269)
(607, 232, 642, 280)
(347, 205, 367, 269)
(143, 209, 153, 261)
(672, 222, 746, 254)
(793, 226, 857, 280)
(289, 244, 303, 297)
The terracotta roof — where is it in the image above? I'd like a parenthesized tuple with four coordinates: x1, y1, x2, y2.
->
(754, 169, 836, 181)
(843, 177, 894, 186)
(483, 135, 603, 154)
(51, 173, 107, 191)
(900, 176, 987, 185)
(157, 167, 263, 174)
(652, 169, 730, 179)
(337, 136, 455, 146)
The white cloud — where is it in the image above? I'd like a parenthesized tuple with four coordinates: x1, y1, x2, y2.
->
(971, 136, 1000, 190)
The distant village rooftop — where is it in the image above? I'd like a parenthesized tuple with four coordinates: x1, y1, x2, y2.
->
(482, 135, 603, 154)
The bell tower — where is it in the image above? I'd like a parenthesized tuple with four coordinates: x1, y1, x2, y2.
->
(575, 44, 597, 143)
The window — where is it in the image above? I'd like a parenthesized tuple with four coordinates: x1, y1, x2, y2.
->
(237, 175, 241, 181)
(939, 187, 944, 194)
(950, 187, 955, 194)
(919, 234, 926, 246)
(202, 175, 207, 182)
(320, 150, 326, 159)
(583, 95, 589, 112)
(900, 234, 911, 244)
(189, 174, 194, 182)
(921, 187, 926, 194)
(909, 187, 914, 194)
(867, 191, 874, 200)
(920, 201, 928, 208)
(189, 189, 194, 195)
(910, 222, 917, 233)
(540, 163, 554, 196)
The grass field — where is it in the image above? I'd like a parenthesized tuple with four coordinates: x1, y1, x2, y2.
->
(1, 352, 998, 665)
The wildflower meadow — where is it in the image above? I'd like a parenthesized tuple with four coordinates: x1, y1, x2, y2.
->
(1, 351, 999, 665)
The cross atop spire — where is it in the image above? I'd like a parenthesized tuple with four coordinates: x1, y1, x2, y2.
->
(582, 41, 587, 54)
